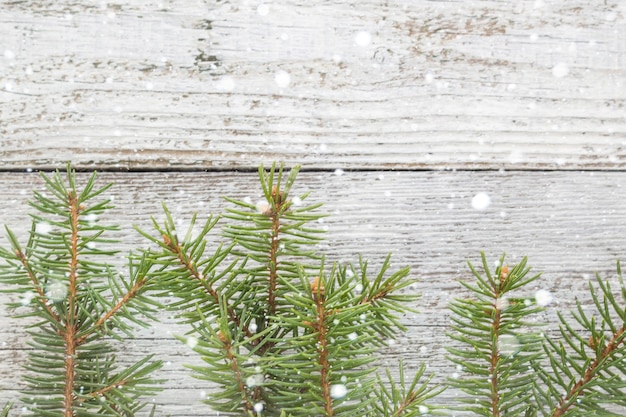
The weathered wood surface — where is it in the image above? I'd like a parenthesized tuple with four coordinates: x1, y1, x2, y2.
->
(1, 0, 625, 170)
(2, 0, 626, 415)
(1, 171, 626, 415)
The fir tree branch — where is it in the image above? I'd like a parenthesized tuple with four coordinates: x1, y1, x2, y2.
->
(161, 231, 220, 301)
(447, 253, 544, 417)
(12, 245, 60, 323)
(0, 166, 163, 416)
(311, 277, 334, 417)
(553, 324, 625, 417)
(219, 330, 256, 414)
(64, 188, 81, 417)
(267, 185, 287, 320)
(158, 229, 253, 339)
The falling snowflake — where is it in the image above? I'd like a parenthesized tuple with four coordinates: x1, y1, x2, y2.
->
(275, 70, 291, 88)
(552, 63, 569, 78)
(471, 192, 491, 211)
(330, 384, 348, 399)
(535, 289, 553, 306)
(46, 281, 68, 302)
(354, 31, 371, 47)
(186, 336, 198, 349)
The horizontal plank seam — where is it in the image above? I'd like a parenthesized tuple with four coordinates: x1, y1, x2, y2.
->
(1, 167, 626, 174)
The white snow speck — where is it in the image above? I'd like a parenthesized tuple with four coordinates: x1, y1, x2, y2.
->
(256, 200, 270, 213)
(36, 222, 52, 235)
(330, 384, 348, 399)
(497, 334, 520, 356)
(253, 403, 264, 412)
(354, 31, 371, 47)
(424, 71, 435, 83)
(46, 281, 68, 302)
(334, 168, 344, 176)
(471, 192, 491, 211)
(275, 70, 291, 88)
(418, 405, 429, 414)
(347, 332, 358, 341)
(246, 374, 264, 387)
(186, 336, 198, 349)
(216, 76, 235, 92)
(249, 321, 258, 332)
(21, 291, 35, 306)
(509, 150, 524, 164)
(529, 33, 539, 42)
(535, 289, 553, 306)
(552, 63, 569, 78)
(4, 50, 15, 60)
(257, 4, 269, 16)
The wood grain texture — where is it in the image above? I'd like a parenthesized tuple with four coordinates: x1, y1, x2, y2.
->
(1, 0, 625, 170)
(1, 170, 625, 415)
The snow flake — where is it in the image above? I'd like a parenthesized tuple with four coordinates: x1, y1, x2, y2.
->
(257, 4, 269, 16)
(186, 336, 198, 349)
(552, 63, 569, 78)
(497, 334, 520, 356)
(256, 199, 270, 213)
(36, 222, 52, 235)
(275, 70, 291, 88)
(354, 31, 371, 47)
(46, 281, 68, 302)
(246, 374, 264, 387)
(249, 321, 258, 333)
(21, 291, 35, 306)
(471, 192, 491, 211)
(330, 384, 348, 399)
(216, 76, 235, 92)
(535, 289, 553, 306)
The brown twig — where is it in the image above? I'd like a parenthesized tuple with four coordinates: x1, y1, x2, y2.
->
(15, 250, 60, 323)
(392, 391, 418, 417)
(63, 190, 81, 417)
(74, 277, 148, 347)
(219, 331, 255, 413)
(312, 280, 333, 417)
(552, 325, 626, 417)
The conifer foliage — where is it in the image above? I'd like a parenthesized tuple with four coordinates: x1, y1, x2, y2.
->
(138, 163, 439, 416)
(447, 253, 626, 417)
(5, 163, 626, 417)
(0, 166, 162, 416)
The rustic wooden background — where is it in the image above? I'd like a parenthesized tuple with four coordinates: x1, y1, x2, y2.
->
(1, 0, 625, 415)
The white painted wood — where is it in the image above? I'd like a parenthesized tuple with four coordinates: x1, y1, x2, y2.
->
(1, 1, 625, 170)
(0, 170, 625, 415)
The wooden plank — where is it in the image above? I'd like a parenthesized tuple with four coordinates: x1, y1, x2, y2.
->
(0, 170, 625, 414)
(1, 1, 625, 170)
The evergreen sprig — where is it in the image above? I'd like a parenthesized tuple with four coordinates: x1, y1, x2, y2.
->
(447, 253, 544, 417)
(140, 162, 439, 416)
(534, 261, 626, 417)
(0, 166, 163, 417)
(448, 253, 626, 417)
